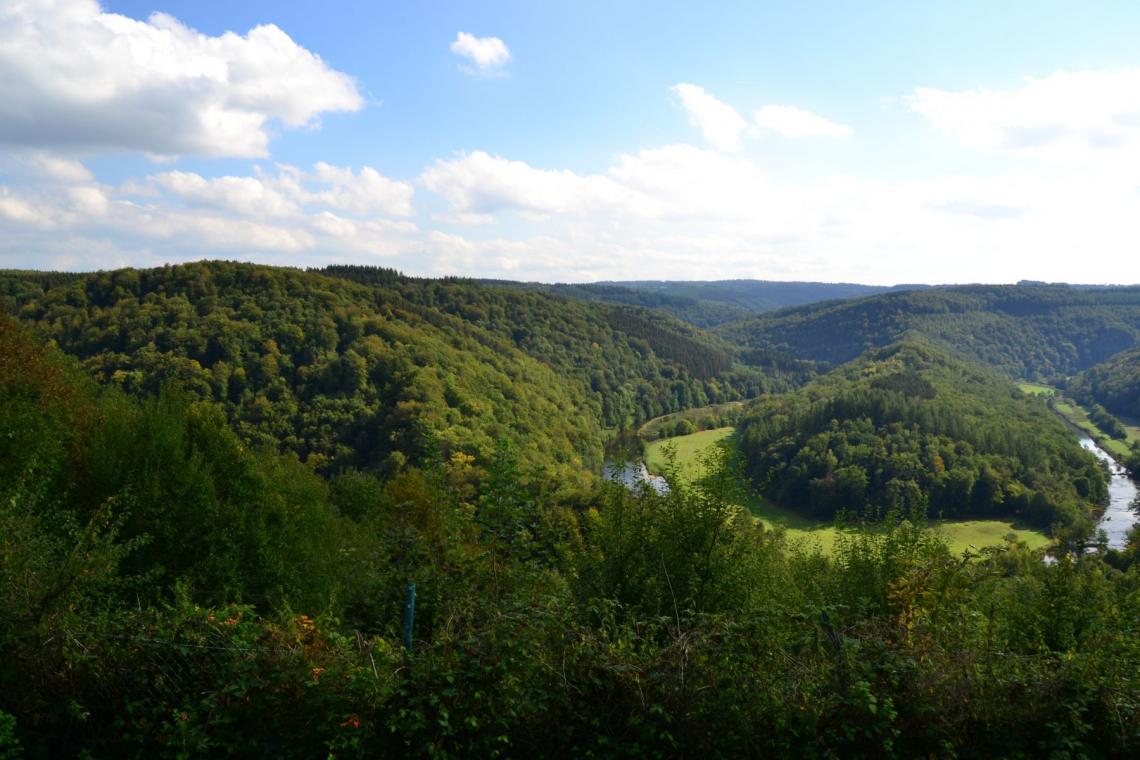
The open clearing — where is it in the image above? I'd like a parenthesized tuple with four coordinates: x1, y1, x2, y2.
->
(645, 427, 735, 480)
(1017, 382, 1056, 397)
(646, 426, 1051, 555)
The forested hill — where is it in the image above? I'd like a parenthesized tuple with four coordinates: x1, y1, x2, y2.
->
(737, 341, 1107, 530)
(1068, 346, 1140, 419)
(473, 280, 751, 329)
(0, 262, 781, 477)
(718, 283, 1140, 380)
(314, 265, 804, 421)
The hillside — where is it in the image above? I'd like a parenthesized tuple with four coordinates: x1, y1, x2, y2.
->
(0, 262, 786, 479)
(719, 283, 1140, 379)
(737, 341, 1107, 529)
(315, 265, 806, 425)
(1069, 347, 1140, 420)
(475, 280, 752, 328)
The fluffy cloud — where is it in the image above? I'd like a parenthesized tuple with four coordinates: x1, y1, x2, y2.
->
(285, 163, 416, 217)
(140, 163, 414, 219)
(673, 85, 851, 148)
(419, 151, 635, 220)
(0, 0, 362, 158)
(672, 84, 748, 151)
(0, 157, 420, 273)
(908, 68, 1140, 166)
(752, 105, 852, 139)
(415, 141, 1140, 284)
(421, 145, 802, 227)
(7, 59, 1140, 284)
(450, 32, 511, 74)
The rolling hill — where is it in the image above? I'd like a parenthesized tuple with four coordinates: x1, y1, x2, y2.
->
(1, 262, 795, 479)
(737, 341, 1107, 529)
(719, 283, 1140, 380)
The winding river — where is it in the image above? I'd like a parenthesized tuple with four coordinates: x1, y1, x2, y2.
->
(603, 459, 669, 494)
(1080, 438, 1139, 550)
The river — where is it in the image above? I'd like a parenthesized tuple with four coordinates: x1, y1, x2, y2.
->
(603, 459, 669, 494)
(1080, 438, 1139, 550)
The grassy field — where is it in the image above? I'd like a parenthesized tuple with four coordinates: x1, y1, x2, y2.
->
(645, 427, 735, 480)
(646, 427, 1051, 555)
(1017, 382, 1056, 397)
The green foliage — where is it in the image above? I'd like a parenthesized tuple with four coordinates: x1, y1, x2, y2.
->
(337, 268, 790, 425)
(0, 711, 19, 760)
(577, 445, 775, 618)
(1069, 345, 1140, 420)
(737, 342, 1106, 528)
(8, 273, 1140, 756)
(1, 262, 606, 479)
(2, 262, 792, 484)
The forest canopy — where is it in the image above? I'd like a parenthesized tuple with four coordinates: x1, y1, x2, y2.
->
(737, 342, 1107, 529)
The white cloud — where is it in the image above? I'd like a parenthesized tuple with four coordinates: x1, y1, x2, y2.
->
(0, 152, 95, 184)
(150, 171, 299, 217)
(907, 68, 1140, 167)
(419, 151, 634, 218)
(0, 0, 362, 158)
(450, 32, 511, 74)
(420, 144, 803, 227)
(752, 105, 852, 139)
(141, 163, 414, 219)
(414, 142, 1140, 284)
(8, 62, 1140, 285)
(672, 84, 748, 151)
(0, 189, 52, 227)
(0, 157, 422, 273)
(292, 163, 416, 216)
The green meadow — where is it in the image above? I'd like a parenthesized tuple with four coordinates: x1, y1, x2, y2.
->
(1017, 382, 1056, 397)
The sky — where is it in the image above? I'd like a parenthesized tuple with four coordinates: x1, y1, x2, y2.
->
(3, 1, 1140, 284)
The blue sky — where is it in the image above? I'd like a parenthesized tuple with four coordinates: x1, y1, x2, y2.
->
(3, 0, 1140, 283)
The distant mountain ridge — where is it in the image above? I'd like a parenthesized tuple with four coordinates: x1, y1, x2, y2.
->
(601, 279, 927, 312)
(718, 283, 1140, 380)
(475, 278, 927, 328)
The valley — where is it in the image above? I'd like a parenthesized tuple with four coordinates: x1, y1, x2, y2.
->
(4, 264, 1140, 757)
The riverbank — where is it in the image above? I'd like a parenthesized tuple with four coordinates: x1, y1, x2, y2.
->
(1019, 382, 1140, 464)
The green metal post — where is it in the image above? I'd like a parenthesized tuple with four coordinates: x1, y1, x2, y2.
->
(403, 581, 416, 653)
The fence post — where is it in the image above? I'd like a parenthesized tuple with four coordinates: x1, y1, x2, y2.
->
(403, 582, 416, 654)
